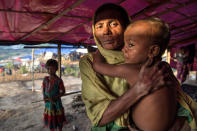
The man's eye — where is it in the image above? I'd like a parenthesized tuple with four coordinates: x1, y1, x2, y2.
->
(95, 25, 102, 29)
(110, 22, 118, 27)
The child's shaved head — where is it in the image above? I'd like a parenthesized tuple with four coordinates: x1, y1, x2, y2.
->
(126, 17, 170, 58)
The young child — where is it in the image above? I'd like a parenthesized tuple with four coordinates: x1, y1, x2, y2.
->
(93, 18, 177, 131)
(42, 59, 67, 131)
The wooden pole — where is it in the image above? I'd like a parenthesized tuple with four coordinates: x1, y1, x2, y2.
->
(32, 91, 81, 103)
(57, 44, 61, 78)
(167, 49, 171, 64)
(0, 9, 90, 20)
(32, 49, 35, 92)
(19, 0, 85, 41)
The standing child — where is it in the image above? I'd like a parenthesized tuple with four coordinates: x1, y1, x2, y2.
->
(42, 59, 67, 131)
(93, 17, 197, 131)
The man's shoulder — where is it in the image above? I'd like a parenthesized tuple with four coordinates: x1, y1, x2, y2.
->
(79, 53, 94, 67)
(80, 53, 93, 62)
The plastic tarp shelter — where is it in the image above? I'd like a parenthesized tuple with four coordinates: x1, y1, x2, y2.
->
(0, 0, 196, 48)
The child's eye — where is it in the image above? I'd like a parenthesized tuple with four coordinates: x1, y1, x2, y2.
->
(128, 43, 134, 47)
(128, 40, 134, 47)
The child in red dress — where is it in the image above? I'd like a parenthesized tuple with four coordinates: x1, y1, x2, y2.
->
(42, 59, 67, 131)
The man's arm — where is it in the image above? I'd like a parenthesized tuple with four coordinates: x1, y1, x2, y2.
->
(80, 54, 169, 126)
(168, 117, 186, 131)
(99, 83, 148, 126)
(99, 59, 166, 126)
(93, 50, 140, 79)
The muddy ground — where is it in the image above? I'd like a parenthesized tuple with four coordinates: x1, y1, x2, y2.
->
(0, 75, 196, 131)
(0, 76, 91, 131)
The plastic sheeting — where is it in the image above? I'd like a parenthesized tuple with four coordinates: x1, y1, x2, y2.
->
(0, 0, 197, 47)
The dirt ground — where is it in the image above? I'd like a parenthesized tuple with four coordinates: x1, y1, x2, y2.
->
(0, 76, 91, 131)
(1, 74, 196, 131)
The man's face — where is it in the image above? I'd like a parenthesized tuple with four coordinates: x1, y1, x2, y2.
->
(122, 22, 152, 64)
(94, 9, 125, 50)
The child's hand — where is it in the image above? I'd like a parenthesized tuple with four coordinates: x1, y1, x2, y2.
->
(43, 96, 48, 102)
(52, 96, 58, 101)
(48, 98, 54, 102)
(44, 97, 54, 103)
(92, 50, 106, 71)
(93, 50, 105, 63)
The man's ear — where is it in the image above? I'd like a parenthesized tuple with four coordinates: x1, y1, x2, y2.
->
(148, 45, 160, 58)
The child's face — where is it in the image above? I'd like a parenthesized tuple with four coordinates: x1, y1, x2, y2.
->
(46, 66, 57, 76)
(122, 22, 153, 64)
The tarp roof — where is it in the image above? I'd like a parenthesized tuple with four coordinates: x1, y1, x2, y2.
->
(0, 0, 197, 48)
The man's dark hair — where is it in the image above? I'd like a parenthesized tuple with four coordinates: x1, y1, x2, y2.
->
(94, 3, 130, 28)
(45, 59, 58, 70)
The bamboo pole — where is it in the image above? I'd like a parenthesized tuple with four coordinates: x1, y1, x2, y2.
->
(24, 46, 81, 49)
(167, 49, 171, 64)
(19, 0, 85, 41)
(0, 40, 94, 46)
(32, 49, 35, 92)
(57, 44, 61, 78)
(32, 91, 81, 103)
(0, 9, 90, 20)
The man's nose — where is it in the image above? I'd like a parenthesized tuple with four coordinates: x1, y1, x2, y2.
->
(103, 26, 112, 35)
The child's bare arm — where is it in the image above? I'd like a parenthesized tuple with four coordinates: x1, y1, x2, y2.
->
(93, 50, 139, 79)
(42, 79, 48, 102)
(52, 79, 65, 101)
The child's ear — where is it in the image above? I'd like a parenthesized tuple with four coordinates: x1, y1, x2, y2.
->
(148, 45, 160, 58)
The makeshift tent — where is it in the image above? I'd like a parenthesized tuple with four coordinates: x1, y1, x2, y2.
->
(0, 0, 197, 74)
(0, 0, 196, 47)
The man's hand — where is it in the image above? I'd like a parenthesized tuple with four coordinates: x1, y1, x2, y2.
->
(134, 58, 165, 97)
(134, 58, 178, 97)
(168, 117, 186, 131)
(128, 125, 141, 131)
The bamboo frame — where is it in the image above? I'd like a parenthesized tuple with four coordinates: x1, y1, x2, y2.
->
(49, 21, 91, 41)
(173, 10, 197, 23)
(0, 9, 91, 20)
(171, 21, 196, 31)
(18, 0, 85, 41)
(24, 46, 82, 49)
(172, 26, 197, 36)
(0, 0, 196, 49)
(0, 40, 94, 46)
(169, 34, 197, 48)
(58, 44, 61, 78)
(131, 0, 170, 18)
(152, 0, 196, 17)
(169, 14, 197, 25)
(32, 91, 81, 103)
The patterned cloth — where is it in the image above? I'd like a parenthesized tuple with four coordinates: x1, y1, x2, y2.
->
(182, 84, 197, 102)
(42, 76, 67, 131)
